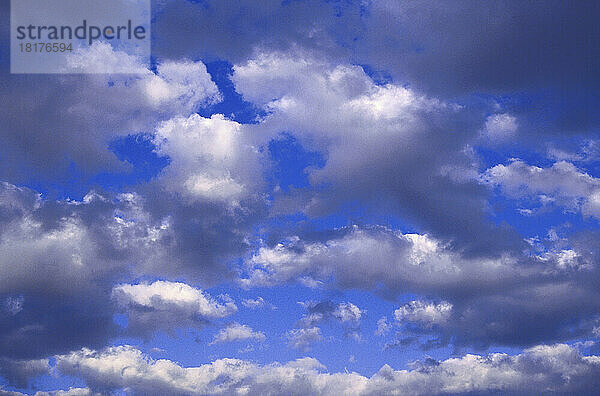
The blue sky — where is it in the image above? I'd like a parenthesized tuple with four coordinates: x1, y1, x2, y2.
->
(1, 1, 600, 395)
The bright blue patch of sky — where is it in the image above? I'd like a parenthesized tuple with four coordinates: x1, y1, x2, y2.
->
(268, 133, 325, 192)
(200, 60, 266, 124)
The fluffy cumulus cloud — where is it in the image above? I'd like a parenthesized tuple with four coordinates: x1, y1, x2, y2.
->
(0, 177, 255, 360)
(242, 225, 600, 348)
(286, 300, 364, 347)
(62, 41, 150, 74)
(232, 51, 521, 256)
(112, 281, 237, 336)
(152, 113, 265, 204)
(1, 1, 599, 393)
(210, 323, 266, 345)
(0, 43, 220, 182)
(0, 185, 142, 359)
(241, 226, 523, 293)
(394, 300, 453, 328)
(0, 49, 264, 361)
(298, 301, 364, 328)
(47, 344, 600, 395)
(484, 159, 600, 218)
(286, 327, 324, 351)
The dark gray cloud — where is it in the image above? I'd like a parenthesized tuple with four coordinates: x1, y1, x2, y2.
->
(150, 0, 600, 136)
(0, 1, 598, 392)
(151, 0, 364, 63)
(0, 357, 48, 389)
(0, 177, 264, 359)
(360, 1, 600, 95)
(0, 184, 129, 359)
(0, 7, 220, 184)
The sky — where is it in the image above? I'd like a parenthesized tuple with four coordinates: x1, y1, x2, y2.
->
(1, 1, 600, 395)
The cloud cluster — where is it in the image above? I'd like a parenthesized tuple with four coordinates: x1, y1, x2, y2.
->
(286, 327, 324, 352)
(112, 281, 237, 336)
(484, 159, 600, 219)
(298, 301, 364, 328)
(0, 45, 269, 365)
(0, 44, 220, 182)
(241, 226, 523, 293)
(0, 174, 260, 360)
(394, 300, 453, 329)
(0, 2, 599, 392)
(49, 344, 600, 395)
(232, 51, 521, 255)
(242, 225, 600, 348)
(150, 0, 600, 138)
(285, 300, 364, 349)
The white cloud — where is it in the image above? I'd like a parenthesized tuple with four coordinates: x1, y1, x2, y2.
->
(334, 302, 363, 324)
(242, 296, 264, 308)
(539, 248, 589, 272)
(0, 389, 28, 396)
(240, 226, 521, 294)
(0, 46, 221, 181)
(394, 300, 453, 328)
(483, 159, 600, 218)
(112, 281, 237, 335)
(286, 327, 323, 351)
(62, 42, 150, 74)
(375, 317, 392, 336)
(142, 60, 221, 110)
(34, 389, 97, 396)
(53, 344, 600, 395)
(64, 42, 220, 114)
(112, 281, 237, 318)
(483, 113, 518, 141)
(231, 52, 454, 171)
(231, 52, 511, 255)
(210, 323, 266, 345)
(153, 114, 265, 204)
(547, 140, 600, 163)
(297, 301, 364, 330)
(242, 297, 274, 309)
